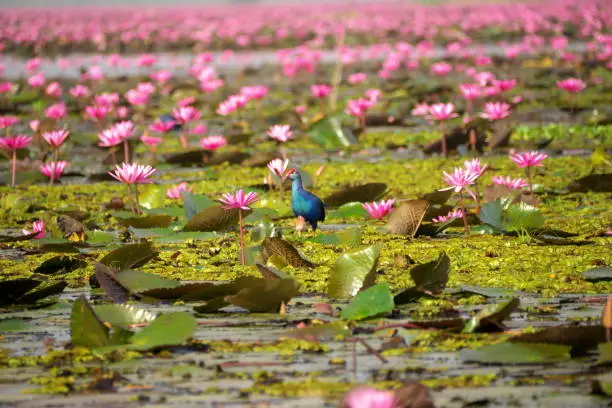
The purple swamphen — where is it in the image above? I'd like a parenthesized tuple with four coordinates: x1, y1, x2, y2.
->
(287, 168, 325, 234)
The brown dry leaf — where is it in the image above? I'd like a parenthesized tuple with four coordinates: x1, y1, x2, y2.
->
(184, 205, 248, 232)
(262, 237, 314, 268)
(394, 381, 436, 408)
(387, 200, 430, 237)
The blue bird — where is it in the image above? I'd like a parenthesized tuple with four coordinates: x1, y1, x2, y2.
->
(160, 114, 183, 132)
(287, 169, 325, 235)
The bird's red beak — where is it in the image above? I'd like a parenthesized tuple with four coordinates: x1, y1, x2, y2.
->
(283, 168, 297, 181)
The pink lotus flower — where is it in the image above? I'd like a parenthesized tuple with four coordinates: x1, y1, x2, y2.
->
(557, 78, 586, 93)
(481, 102, 512, 120)
(95, 93, 119, 106)
(411, 103, 430, 116)
(510, 151, 548, 168)
(240, 85, 269, 100)
(492, 79, 517, 92)
(70, 85, 91, 98)
(29, 120, 40, 132)
(362, 199, 395, 219)
(137, 54, 157, 67)
(0, 81, 14, 94)
(348, 73, 367, 84)
(492, 176, 529, 189)
(45, 82, 62, 98)
(216, 94, 248, 116)
(473, 71, 495, 86)
(464, 158, 488, 177)
(125, 89, 150, 106)
(200, 78, 224, 93)
(341, 387, 396, 408)
(28, 73, 45, 88)
(430, 61, 452, 76)
(177, 97, 196, 107)
(26, 58, 41, 73)
(432, 209, 464, 223)
(459, 84, 481, 100)
(345, 98, 373, 118)
(45, 103, 67, 120)
(365, 89, 382, 103)
(267, 125, 293, 143)
(108, 162, 156, 184)
(140, 134, 163, 148)
(22, 220, 45, 239)
(295, 105, 306, 114)
(199, 135, 227, 150)
(0, 135, 32, 151)
(40, 160, 68, 182)
(85, 105, 112, 122)
(189, 123, 207, 135)
(98, 128, 123, 147)
(0, 115, 20, 129)
(173, 106, 201, 124)
(219, 189, 259, 210)
(150, 70, 172, 84)
(112, 121, 135, 140)
(149, 120, 176, 134)
(267, 158, 290, 178)
(166, 182, 192, 199)
(42, 129, 70, 148)
(427, 103, 458, 121)
(137, 82, 155, 95)
(311, 84, 332, 98)
(116, 106, 130, 119)
(440, 167, 479, 199)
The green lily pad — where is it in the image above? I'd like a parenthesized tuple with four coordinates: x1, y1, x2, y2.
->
(598, 342, 612, 364)
(307, 116, 356, 149)
(115, 269, 182, 293)
(94, 262, 132, 303)
(328, 245, 380, 298)
(461, 342, 571, 364)
(262, 237, 313, 268)
(478, 200, 504, 231)
(409, 252, 450, 294)
(225, 278, 300, 313)
(34, 256, 87, 275)
(183, 191, 216, 220)
(70, 296, 110, 348)
(0, 279, 42, 306)
(583, 267, 612, 282)
(116, 214, 175, 229)
(250, 216, 276, 243)
(340, 283, 394, 321)
(307, 228, 361, 247)
(184, 205, 247, 232)
(17, 280, 68, 304)
(129, 312, 197, 350)
(139, 186, 168, 210)
(324, 183, 387, 207)
(99, 242, 159, 271)
(326, 202, 369, 219)
(94, 304, 157, 329)
(505, 202, 545, 232)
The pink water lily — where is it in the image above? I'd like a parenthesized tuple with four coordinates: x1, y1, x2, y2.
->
(149, 120, 176, 134)
(45, 82, 62, 98)
(427, 103, 458, 121)
(341, 387, 396, 408)
(109, 162, 157, 215)
(0, 115, 20, 129)
(173, 106, 201, 124)
(23, 220, 45, 239)
(348, 73, 367, 84)
(481, 102, 512, 120)
(267, 158, 290, 199)
(557, 78, 586, 93)
(219, 189, 259, 265)
(311, 84, 332, 98)
(440, 166, 480, 235)
(200, 135, 228, 151)
(216, 94, 248, 116)
(492, 176, 529, 189)
(432, 209, 464, 223)
(45, 102, 67, 120)
(166, 182, 193, 199)
(85, 105, 112, 122)
(140, 134, 163, 148)
(267, 125, 293, 143)
(411, 102, 430, 116)
(510, 151, 548, 168)
(362, 199, 395, 219)
(464, 158, 488, 177)
(240, 85, 269, 100)
(40, 160, 68, 184)
(42, 129, 70, 149)
(0, 135, 32, 187)
(70, 84, 91, 98)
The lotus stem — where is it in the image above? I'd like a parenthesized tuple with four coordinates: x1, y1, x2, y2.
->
(110, 149, 118, 166)
(179, 132, 188, 149)
(126, 184, 135, 214)
(11, 149, 16, 187)
(473, 183, 482, 214)
(279, 180, 284, 201)
(238, 209, 245, 265)
(440, 123, 448, 157)
(123, 139, 130, 163)
(459, 192, 470, 236)
(526, 168, 533, 194)
(133, 183, 141, 216)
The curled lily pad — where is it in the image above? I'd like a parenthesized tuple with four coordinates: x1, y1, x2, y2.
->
(568, 173, 612, 192)
(94, 262, 132, 304)
(70, 296, 110, 348)
(328, 245, 380, 299)
(184, 205, 248, 232)
(340, 283, 394, 321)
(409, 252, 450, 294)
(225, 278, 300, 313)
(262, 237, 313, 268)
(387, 200, 430, 237)
(0, 279, 41, 306)
(183, 192, 215, 220)
(17, 281, 67, 304)
(582, 267, 612, 282)
(99, 242, 159, 271)
(94, 304, 157, 329)
(164, 149, 211, 165)
(420, 189, 453, 205)
(115, 214, 175, 229)
(34, 256, 87, 275)
(510, 325, 605, 353)
(129, 312, 197, 350)
(256, 263, 292, 280)
(324, 183, 387, 207)
(307, 116, 356, 149)
(326, 202, 369, 220)
(462, 297, 520, 333)
(115, 269, 182, 293)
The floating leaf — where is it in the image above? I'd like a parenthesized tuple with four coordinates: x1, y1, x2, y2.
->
(510, 325, 605, 353)
(94, 304, 156, 329)
(326, 202, 369, 219)
(262, 237, 313, 268)
(141, 277, 262, 301)
(328, 245, 380, 298)
(0, 319, 29, 332)
(583, 267, 612, 282)
(115, 214, 175, 229)
(568, 173, 612, 192)
(593, 372, 612, 397)
(206, 151, 250, 166)
(129, 312, 196, 350)
(458, 286, 515, 298)
(225, 278, 300, 313)
(420, 189, 453, 205)
(461, 342, 571, 364)
(0, 279, 41, 306)
(505, 202, 544, 232)
(462, 297, 520, 333)
(478, 200, 504, 230)
(307, 116, 356, 149)
(250, 216, 276, 243)
(535, 235, 592, 246)
(70, 296, 110, 348)
(99, 242, 159, 271)
(184, 205, 247, 232)
(324, 183, 387, 207)
(94, 262, 132, 304)
(308, 229, 362, 247)
(139, 186, 167, 210)
(256, 263, 292, 280)
(409, 252, 450, 294)
(17, 281, 67, 304)
(164, 149, 210, 166)
(183, 191, 216, 220)
(387, 200, 430, 237)
(34, 256, 87, 275)
(114, 269, 181, 293)
(287, 322, 350, 341)
(340, 283, 394, 321)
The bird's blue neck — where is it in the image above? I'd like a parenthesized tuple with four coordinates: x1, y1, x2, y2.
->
(291, 177, 304, 196)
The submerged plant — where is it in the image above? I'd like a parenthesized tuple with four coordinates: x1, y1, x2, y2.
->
(219, 189, 259, 265)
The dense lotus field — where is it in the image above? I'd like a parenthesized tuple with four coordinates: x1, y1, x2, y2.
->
(0, 1, 611, 407)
